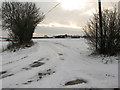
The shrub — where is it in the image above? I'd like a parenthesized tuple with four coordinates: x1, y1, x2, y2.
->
(84, 8, 120, 55)
(2, 2, 44, 49)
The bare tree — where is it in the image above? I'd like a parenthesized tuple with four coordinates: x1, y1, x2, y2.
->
(84, 8, 120, 55)
(2, 2, 44, 48)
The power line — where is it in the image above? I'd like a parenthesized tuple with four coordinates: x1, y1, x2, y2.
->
(44, 3, 60, 16)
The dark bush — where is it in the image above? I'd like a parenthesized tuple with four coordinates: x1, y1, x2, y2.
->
(2, 2, 44, 49)
(84, 8, 120, 55)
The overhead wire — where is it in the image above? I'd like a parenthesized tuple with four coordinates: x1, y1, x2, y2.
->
(44, 3, 61, 16)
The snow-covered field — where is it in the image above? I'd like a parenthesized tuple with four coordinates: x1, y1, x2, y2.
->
(0, 39, 119, 88)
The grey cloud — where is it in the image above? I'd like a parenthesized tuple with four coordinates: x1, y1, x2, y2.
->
(36, 2, 118, 27)
(37, 2, 97, 27)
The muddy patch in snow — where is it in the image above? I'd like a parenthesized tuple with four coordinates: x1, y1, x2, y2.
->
(22, 58, 45, 70)
(22, 69, 55, 85)
(4, 56, 28, 65)
(65, 79, 87, 86)
(0, 71, 14, 79)
(0, 71, 7, 75)
(58, 52, 63, 56)
(30, 61, 44, 68)
(22, 80, 34, 85)
(37, 69, 55, 80)
(21, 56, 28, 59)
(38, 58, 45, 61)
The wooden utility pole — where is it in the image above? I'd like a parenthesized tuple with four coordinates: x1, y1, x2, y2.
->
(96, 23, 98, 50)
(98, 0, 103, 53)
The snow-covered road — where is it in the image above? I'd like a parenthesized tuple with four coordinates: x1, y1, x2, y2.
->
(0, 39, 118, 88)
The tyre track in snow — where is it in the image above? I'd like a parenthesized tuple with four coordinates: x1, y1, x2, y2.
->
(40, 40, 118, 88)
(2, 41, 61, 87)
(39, 41, 117, 78)
(2, 39, 118, 88)
(38, 40, 97, 79)
(43, 40, 94, 66)
(37, 41, 64, 67)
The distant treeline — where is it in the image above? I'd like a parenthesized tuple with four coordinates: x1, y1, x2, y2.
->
(32, 34, 88, 39)
(0, 35, 89, 41)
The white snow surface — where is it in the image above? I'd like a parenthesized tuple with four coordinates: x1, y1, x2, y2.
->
(0, 39, 118, 88)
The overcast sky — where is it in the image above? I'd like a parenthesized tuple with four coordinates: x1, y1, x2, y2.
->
(37, 1, 119, 27)
(35, 0, 119, 36)
(0, 0, 119, 37)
